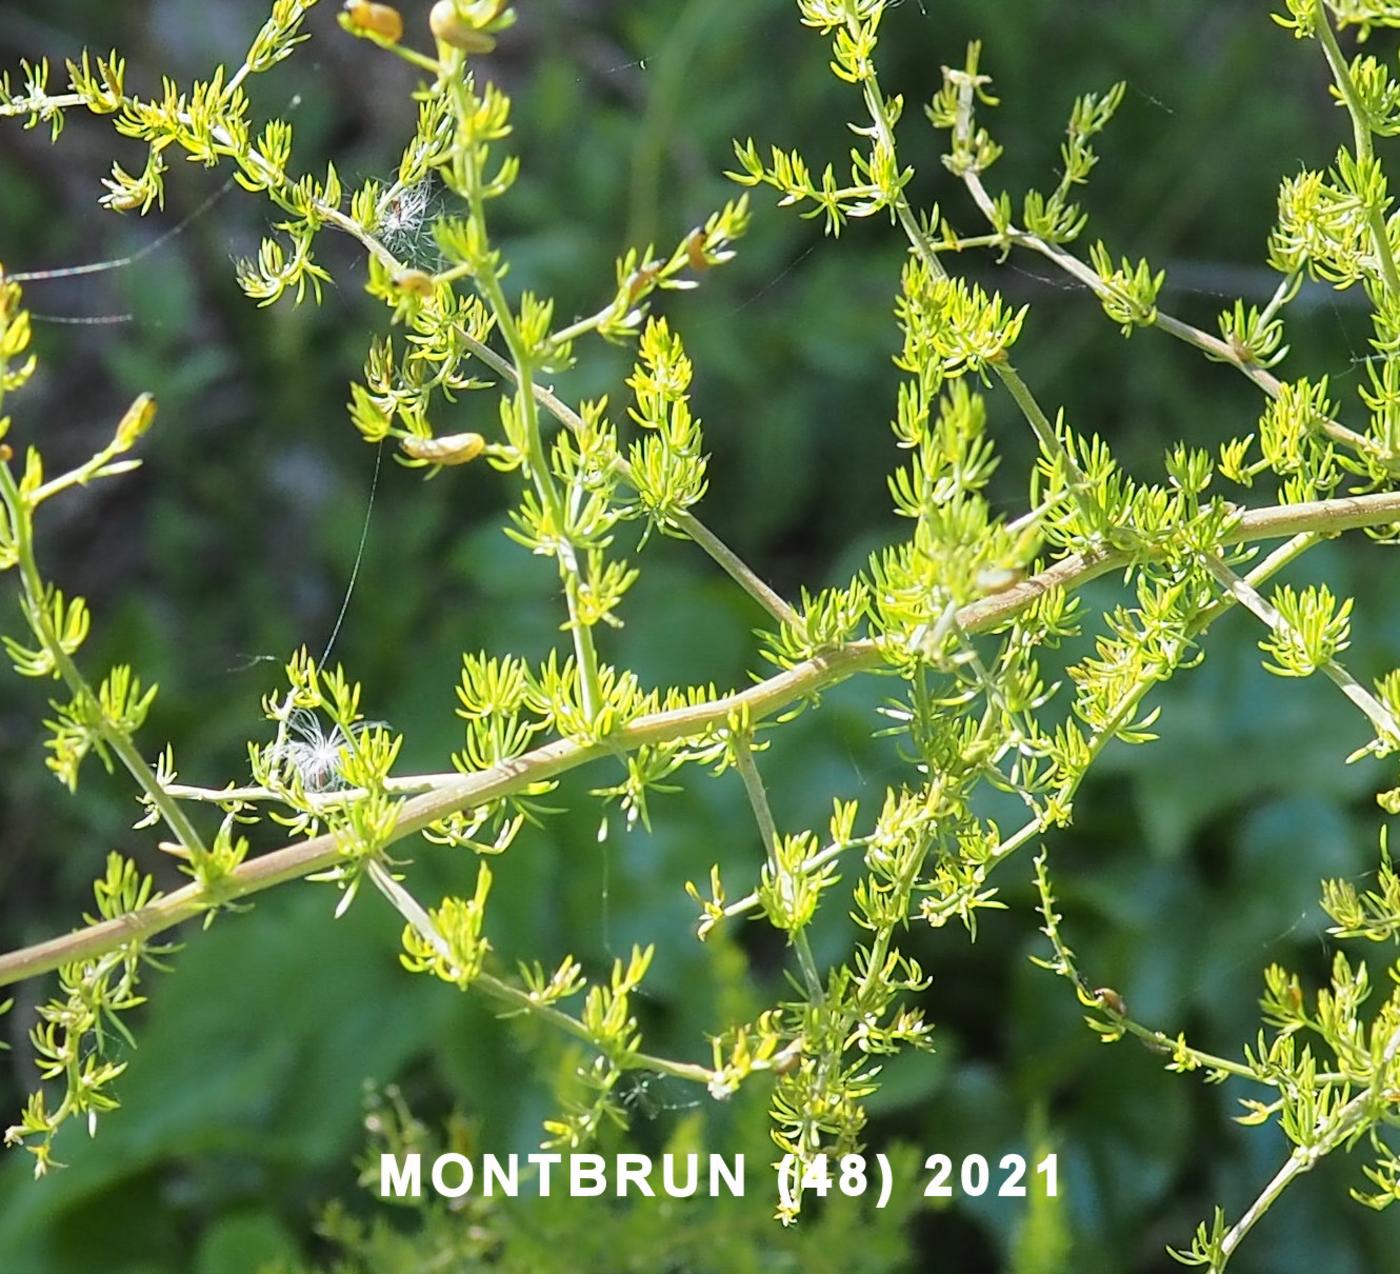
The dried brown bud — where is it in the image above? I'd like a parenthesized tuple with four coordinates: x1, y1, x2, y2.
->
(771, 1045, 802, 1076)
(685, 230, 711, 273)
(1094, 987, 1128, 1017)
(625, 263, 660, 305)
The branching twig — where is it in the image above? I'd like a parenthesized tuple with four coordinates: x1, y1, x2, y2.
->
(366, 861, 713, 1086)
(731, 732, 825, 1001)
(1200, 550, 1400, 747)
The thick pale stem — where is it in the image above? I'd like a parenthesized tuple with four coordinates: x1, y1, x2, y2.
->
(4, 488, 1400, 989)
(945, 532, 1322, 927)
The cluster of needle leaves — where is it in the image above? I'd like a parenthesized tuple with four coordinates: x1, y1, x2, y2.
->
(8, 1, 1400, 1265)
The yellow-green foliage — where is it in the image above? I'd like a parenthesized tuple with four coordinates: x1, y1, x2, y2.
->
(7, 3, 1400, 1268)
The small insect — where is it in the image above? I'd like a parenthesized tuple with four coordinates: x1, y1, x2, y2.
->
(400, 431, 486, 466)
(624, 262, 661, 305)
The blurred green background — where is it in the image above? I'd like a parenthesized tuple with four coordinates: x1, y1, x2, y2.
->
(3, 0, 1400, 1269)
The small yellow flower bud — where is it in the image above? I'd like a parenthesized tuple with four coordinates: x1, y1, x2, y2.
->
(113, 393, 157, 453)
(343, 1, 405, 44)
(400, 431, 486, 466)
(394, 269, 435, 298)
(105, 190, 145, 213)
(430, 1, 498, 53)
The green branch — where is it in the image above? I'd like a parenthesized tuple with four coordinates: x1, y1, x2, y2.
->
(954, 169, 1397, 471)
(1313, 3, 1400, 297)
(0, 465, 207, 858)
(732, 732, 825, 1002)
(367, 862, 714, 1086)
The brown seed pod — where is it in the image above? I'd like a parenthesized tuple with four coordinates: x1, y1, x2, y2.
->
(771, 1046, 802, 1076)
(429, 1, 498, 52)
(1094, 986, 1128, 1017)
(400, 431, 486, 466)
(343, 1, 405, 44)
